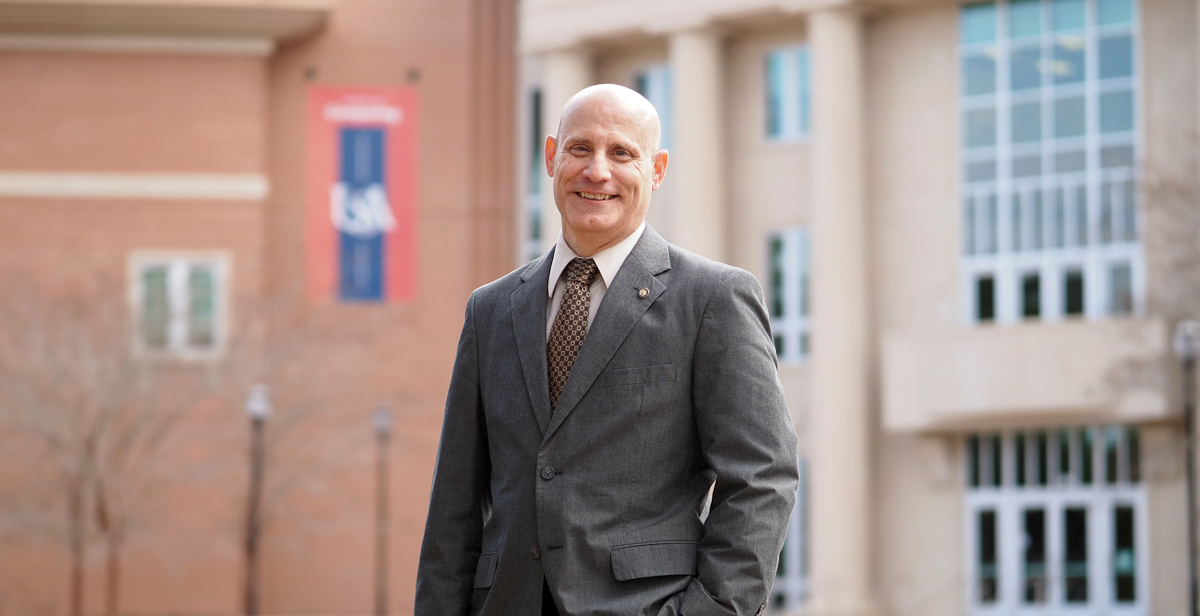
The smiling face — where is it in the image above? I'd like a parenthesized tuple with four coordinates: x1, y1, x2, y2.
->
(545, 85, 668, 257)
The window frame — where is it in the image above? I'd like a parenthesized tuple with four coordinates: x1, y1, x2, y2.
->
(128, 250, 230, 361)
(958, 0, 1144, 326)
(763, 44, 812, 143)
(963, 427, 1148, 615)
(767, 227, 812, 364)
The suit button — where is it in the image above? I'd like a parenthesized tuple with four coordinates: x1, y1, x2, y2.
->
(540, 466, 555, 480)
(530, 545, 541, 560)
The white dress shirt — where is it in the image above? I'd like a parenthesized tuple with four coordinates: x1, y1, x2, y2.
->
(546, 222, 646, 341)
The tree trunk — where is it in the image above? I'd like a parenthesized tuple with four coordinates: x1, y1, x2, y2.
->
(68, 480, 85, 616)
(105, 531, 120, 616)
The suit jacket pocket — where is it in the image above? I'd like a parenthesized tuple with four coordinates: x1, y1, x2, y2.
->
(610, 540, 698, 581)
(600, 363, 676, 388)
(473, 551, 498, 589)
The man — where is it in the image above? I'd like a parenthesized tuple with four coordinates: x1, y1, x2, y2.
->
(416, 84, 798, 616)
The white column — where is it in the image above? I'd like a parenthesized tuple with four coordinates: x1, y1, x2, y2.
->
(808, 7, 874, 616)
(539, 47, 592, 253)
(668, 28, 726, 262)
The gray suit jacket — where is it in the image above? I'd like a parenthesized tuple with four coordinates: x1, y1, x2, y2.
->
(416, 226, 799, 616)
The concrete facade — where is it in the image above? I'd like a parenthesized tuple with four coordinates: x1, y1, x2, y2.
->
(517, 0, 1199, 613)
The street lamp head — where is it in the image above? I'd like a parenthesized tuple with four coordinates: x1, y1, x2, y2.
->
(373, 404, 392, 435)
(245, 384, 272, 420)
(1174, 320, 1200, 362)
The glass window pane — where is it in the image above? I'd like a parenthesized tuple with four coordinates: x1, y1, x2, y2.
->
(966, 107, 998, 147)
(964, 54, 998, 95)
(770, 237, 785, 317)
(1023, 508, 1047, 604)
(529, 89, 542, 195)
(797, 49, 811, 135)
(1010, 46, 1043, 90)
(962, 2, 998, 44)
(1064, 507, 1089, 602)
(1114, 505, 1136, 602)
(978, 509, 998, 603)
(187, 265, 216, 348)
(1110, 262, 1133, 314)
(1055, 96, 1086, 138)
(1128, 426, 1140, 482)
(1058, 429, 1072, 481)
(1100, 90, 1135, 133)
(977, 276, 996, 322)
(1012, 101, 1043, 142)
(1101, 144, 1135, 168)
(1054, 36, 1087, 84)
(1099, 35, 1134, 79)
(1036, 431, 1049, 485)
(774, 334, 785, 357)
(765, 52, 785, 137)
(141, 267, 170, 349)
(968, 435, 982, 487)
(990, 434, 1003, 486)
(1053, 0, 1086, 30)
(1015, 432, 1027, 486)
(1080, 427, 1093, 484)
(1013, 154, 1041, 177)
(967, 159, 998, 182)
(1065, 269, 1085, 315)
(1009, 0, 1043, 36)
(1099, 0, 1134, 25)
(1106, 427, 1121, 483)
(1032, 191, 1045, 248)
(1056, 149, 1087, 172)
(1022, 273, 1041, 318)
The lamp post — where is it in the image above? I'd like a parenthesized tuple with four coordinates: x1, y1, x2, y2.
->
(1175, 320, 1200, 616)
(244, 384, 271, 616)
(373, 404, 393, 616)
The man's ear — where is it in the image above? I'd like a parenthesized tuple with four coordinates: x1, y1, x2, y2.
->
(651, 149, 669, 190)
(544, 135, 558, 177)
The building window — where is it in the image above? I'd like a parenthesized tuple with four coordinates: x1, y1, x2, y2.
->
(965, 426, 1145, 613)
(523, 86, 544, 262)
(959, 0, 1142, 324)
(767, 228, 811, 363)
(130, 252, 228, 359)
(772, 459, 808, 612)
(634, 65, 673, 151)
(764, 45, 811, 141)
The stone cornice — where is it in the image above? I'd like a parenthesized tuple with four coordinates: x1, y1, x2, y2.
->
(0, 0, 329, 44)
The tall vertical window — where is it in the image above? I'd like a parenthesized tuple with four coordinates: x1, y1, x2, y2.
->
(764, 45, 811, 141)
(965, 425, 1145, 613)
(524, 87, 544, 262)
(131, 252, 228, 358)
(767, 228, 811, 363)
(635, 65, 673, 151)
(772, 460, 808, 611)
(959, 0, 1141, 324)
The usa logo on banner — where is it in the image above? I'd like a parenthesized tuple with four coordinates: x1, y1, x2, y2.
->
(306, 87, 417, 303)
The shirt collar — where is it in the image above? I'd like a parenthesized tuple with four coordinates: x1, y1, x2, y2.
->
(547, 222, 646, 298)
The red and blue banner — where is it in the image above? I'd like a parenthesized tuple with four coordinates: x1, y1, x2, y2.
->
(306, 87, 418, 302)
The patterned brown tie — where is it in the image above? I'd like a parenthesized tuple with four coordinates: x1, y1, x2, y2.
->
(547, 257, 600, 410)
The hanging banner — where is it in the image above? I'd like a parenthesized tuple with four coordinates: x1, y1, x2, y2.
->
(306, 87, 418, 302)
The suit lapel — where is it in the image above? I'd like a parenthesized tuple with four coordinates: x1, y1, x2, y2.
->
(511, 249, 555, 435)
(544, 226, 672, 440)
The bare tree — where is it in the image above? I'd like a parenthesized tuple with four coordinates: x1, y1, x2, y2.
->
(0, 276, 214, 616)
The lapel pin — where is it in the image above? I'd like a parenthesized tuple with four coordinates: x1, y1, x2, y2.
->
(638, 287, 649, 298)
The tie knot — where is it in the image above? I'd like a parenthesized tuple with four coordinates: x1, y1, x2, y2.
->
(566, 258, 599, 286)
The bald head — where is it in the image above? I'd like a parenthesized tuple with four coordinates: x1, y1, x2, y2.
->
(558, 84, 662, 154)
(544, 83, 669, 257)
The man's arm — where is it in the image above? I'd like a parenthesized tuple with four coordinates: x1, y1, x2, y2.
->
(415, 293, 491, 616)
(679, 268, 800, 616)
